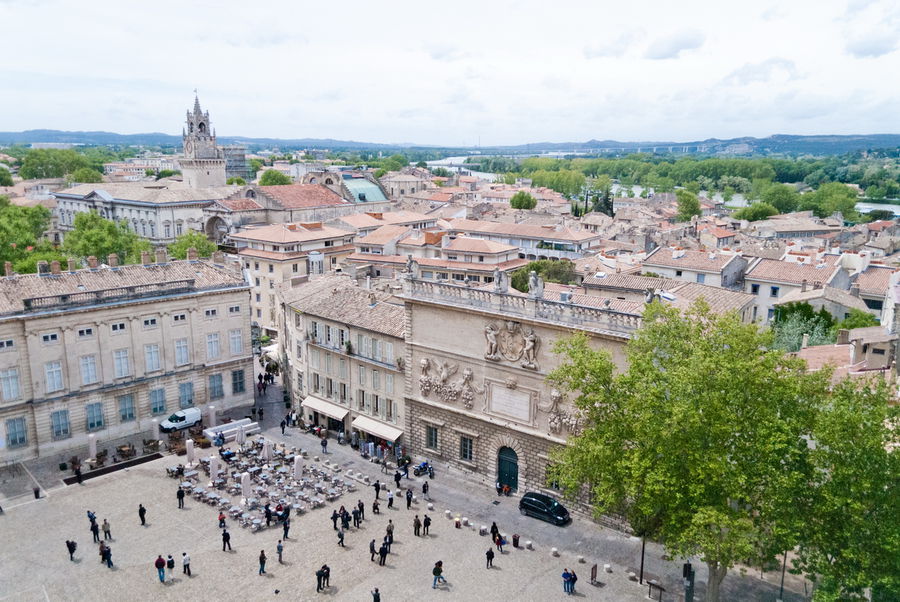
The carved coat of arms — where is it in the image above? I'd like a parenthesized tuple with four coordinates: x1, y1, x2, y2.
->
(484, 320, 539, 370)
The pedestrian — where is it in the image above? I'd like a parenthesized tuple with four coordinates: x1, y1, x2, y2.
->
(423, 514, 431, 535)
(282, 517, 290, 539)
(331, 509, 339, 530)
(87, 510, 97, 525)
(562, 568, 573, 594)
(413, 515, 421, 536)
(177, 487, 185, 509)
(265, 504, 273, 527)
(321, 438, 327, 454)
(258, 407, 264, 420)
(383, 534, 391, 554)
(258, 373, 264, 385)
(373, 480, 381, 499)
(65, 540, 77, 561)
(277, 540, 284, 564)
(262, 382, 267, 395)
(386, 519, 394, 544)
(316, 567, 325, 591)
(155, 555, 166, 583)
(371, 587, 381, 602)
(378, 543, 388, 565)
(257, 381, 263, 396)
(372, 499, 380, 515)
(102, 519, 112, 540)
(218, 511, 226, 528)
(90, 520, 100, 543)
(222, 529, 232, 551)
(138, 504, 147, 526)
(337, 529, 345, 547)
(322, 564, 331, 588)
(570, 569, 578, 594)
(393, 471, 401, 489)
(280, 419, 286, 435)
(352, 507, 361, 528)
(74, 466, 82, 485)
(422, 481, 429, 500)
(402, 460, 410, 479)
(387, 490, 394, 509)
(358, 499, 365, 521)
(381, 456, 388, 474)
(258, 550, 266, 575)
(405, 488, 413, 510)
(166, 554, 175, 581)
(432, 560, 447, 588)
(98, 542, 107, 564)
(486, 548, 494, 568)
(182, 552, 191, 577)
(490, 522, 499, 540)
(370, 539, 377, 561)
(495, 533, 504, 553)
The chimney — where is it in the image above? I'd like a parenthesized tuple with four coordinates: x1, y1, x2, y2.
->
(212, 250, 225, 265)
(4, 261, 12, 277)
(141, 251, 152, 266)
(801, 279, 808, 292)
(187, 247, 199, 261)
(67, 258, 76, 273)
(155, 248, 168, 264)
(837, 328, 850, 345)
(801, 333, 809, 349)
(50, 260, 61, 275)
(37, 260, 49, 275)
(87, 256, 98, 270)
(107, 254, 118, 268)
(850, 283, 860, 298)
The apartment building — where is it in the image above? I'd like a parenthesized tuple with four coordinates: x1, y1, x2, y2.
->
(445, 218, 603, 260)
(641, 247, 747, 288)
(0, 251, 253, 461)
(744, 254, 849, 323)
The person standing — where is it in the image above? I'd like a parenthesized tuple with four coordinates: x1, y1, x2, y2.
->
(222, 529, 232, 551)
(486, 548, 494, 568)
(90, 520, 100, 543)
(405, 489, 413, 510)
(277, 540, 284, 564)
(562, 568, 572, 594)
(432, 561, 446, 588)
(358, 499, 365, 521)
(413, 515, 421, 537)
(258, 550, 267, 575)
(422, 481, 429, 500)
(74, 466, 82, 485)
(371, 587, 381, 602)
(423, 514, 432, 535)
(102, 519, 112, 540)
(372, 499, 380, 515)
(182, 552, 191, 577)
(316, 567, 325, 591)
(331, 509, 339, 530)
(280, 419, 286, 435)
(352, 507, 361, 528)
(337, 529, 345, 547)
(387, 490, 394, 509)
(177, 488, 185, 509)
(369, 539, 377, 562)
(393, 471, 401, 490)
(87, 510, 97, 526)
(218, 511, 227, 528)
(282, 517, 290, 540)
(322, 564, 331, 588)
(386, 520, 394, 544)
(378, 542, 388, 565)
(138, 504, 147, 526)
(494, 533, 504, 553)
(166, 555, 175, 581)
(373, 480, 381, 500)
(98, 542, 107, 564)
(490, 522, 499, 541)
(155, 555, 166, 583)
(569, 569, 578, 595)
(264, 503, 272, 527)
(65, 540, 77, 561)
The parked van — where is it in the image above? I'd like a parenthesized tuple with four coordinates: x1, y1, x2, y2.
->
(160, 407, 203, 433)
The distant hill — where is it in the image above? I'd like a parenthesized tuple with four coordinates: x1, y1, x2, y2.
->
(1, 129, 898, 156)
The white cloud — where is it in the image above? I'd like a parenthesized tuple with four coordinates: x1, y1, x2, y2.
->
(845, 34, 896, 58)
(724, 58, 799, 84)
(643, 30, 705, 60)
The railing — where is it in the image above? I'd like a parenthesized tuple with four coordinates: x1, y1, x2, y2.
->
(22, 279, 197, 311)
(402, 278, 641, 335)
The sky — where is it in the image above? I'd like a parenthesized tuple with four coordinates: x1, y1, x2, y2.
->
(1, 0, 899, 146)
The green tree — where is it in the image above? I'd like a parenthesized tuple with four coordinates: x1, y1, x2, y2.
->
(761, 183, 801, 213)
(12, 242, 67, 274)
(721, 186, 736, 203)
(510, 259, 576, 291)
(63, 211, 151, 264)
(373, 168, 387, 179)
(415, 161, 427, 168)
(675, 189, 701, 222)
(833, 308, 879, 332)
(258, 169, 292, 186)
(864, 209, 896, 222)
(155, 169, 180, 180)
(800, 182, 859, 219)
(732, 202, 778, 221)
(70, 167, 103, 183)
(0, 167, 13, 186)
(249, 158, 265, 176)
(684, 181, 701, 195)
(0, 195, 56, 272)
(548, 302, 827, 602)
(19, 148, 90, 179)
(509, 191, 537, 210)
(430, 167, 451, 178)
(168, 230, 217, 259)
(226, 177, 246, 185)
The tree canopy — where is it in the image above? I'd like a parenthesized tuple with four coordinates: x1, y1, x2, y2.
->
(0, 194, 65, 273)
(258, 169, 292, 186)
(509, 190, 537, 209)
(226, 177, 246, 185)
(510, 259, 576, 292)
(675, 189, 701, 221)
(732, 201, 778, 221)
(761, 183, 801, 213)
(63, 211, 151, 264)
(19, 148, 90, 179)
(800, 182, 859, 219)
(0, 167, 13, 186)
(168, 230, 217, 259)
(70, 167, 104, 183)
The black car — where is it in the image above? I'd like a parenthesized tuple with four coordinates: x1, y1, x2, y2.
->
(518, 492, 570, 525)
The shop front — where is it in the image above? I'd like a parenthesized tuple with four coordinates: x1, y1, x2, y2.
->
(351, 415, 405, 461)
(300, 395, 349, 436)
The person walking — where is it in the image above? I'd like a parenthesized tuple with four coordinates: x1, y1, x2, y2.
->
(138, 504, 147, 526)
(371, 587, 381, 602)
(331, 509, 339, 530)
(422, 481, 429, 500)
(562, 568, 572, 594)
(218, 511, 226, 528)
(369, 539, 377, 561)
(74, 466, 82, 485)
(98, 542, 107, 564)
(277, 540, 284, 564)
(103, 546, 113, 568)
(378, 542, 388, 566)
(423, 514, 431, 535)
(155, 555, 166, 583)
(222, 529, 232, 551)
(166, 555, 175, 581)
(87, 510, 97, 526)
(282, 517, 291, 540)
(337, 528, 345, 547)
(262, 381, 267, 395)
(65, 540, 77, 561)
(432, 561, 446, 588)
(373, 480, 381, 500)
(490, 522, 499, 541)
(280, 419, 286, 435)
(387, 490, 394, 509)
(494, 533, 504, 553)
(569, 569, 578, 595)
(413, 515, 421, 537)
(258, 406, 264, 420)
(341, 511, 350, 531)
(90, 520, 100, 543)
(405, 489, 413, 510)
(358, 499, 365, 521)
(386, 520, 394, 544)
(393, 471, 401, 490)
(258, 550, 267, 575)
(182, 552, 191, 577)
(316, 567, 325, 592)
(486, 548, 494, 569)
(102, 519, 112, 541)
(177, 488, 185, 509)
(321, 438, 327, 454)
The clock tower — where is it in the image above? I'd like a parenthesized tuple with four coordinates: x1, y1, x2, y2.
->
(179, 95, 226, 188)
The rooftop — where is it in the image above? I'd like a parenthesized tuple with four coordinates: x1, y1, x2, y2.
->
(447, 218, 601, 243)
(343, 177, 387, 203)
(256, 184, 348, 209)
(746, 257, 841, 286)
(643, 248, 741, 273)
(229, 223, 350, 244)
(57, 182, 234, 204)
(443, 237, 518, 254)
(774, 286, 870, 312)
(855, 265, 896, 297)
(337, 211, 433, 230)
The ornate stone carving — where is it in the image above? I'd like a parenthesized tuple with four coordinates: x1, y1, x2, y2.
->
(418, 357, 462, 403)
(419, 358, 433, 396)
(396, 356, 405, 372)
(521, 328, 539, 370)
(528, 270, 544, 299)
(483, 320, 539, 370)
(504, 376, 517, 390)
(459, 368, 484, 409)
(484, 323, 500, 360)
(539, 388, 584, 435)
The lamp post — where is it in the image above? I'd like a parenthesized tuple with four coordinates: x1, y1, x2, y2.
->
(639, 536, 646, 584)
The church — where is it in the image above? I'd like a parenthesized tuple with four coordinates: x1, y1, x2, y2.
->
(179, 96, 227, 188)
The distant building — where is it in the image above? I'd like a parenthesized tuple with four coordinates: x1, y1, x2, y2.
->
(179, 96, 226, 188)
(222, 145, 249, 182)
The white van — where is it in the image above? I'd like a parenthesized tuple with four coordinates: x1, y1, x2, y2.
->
(160, 407, 203, 433)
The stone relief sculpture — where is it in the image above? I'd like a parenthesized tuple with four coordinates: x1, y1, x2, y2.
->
(419, 358, 434, 396)
(459, 368, 485, 409)
(483, 320, 540, 370)
(539, 388, 584, 436)
(418, 357, 462, 403)
(528, 270, 544, 298)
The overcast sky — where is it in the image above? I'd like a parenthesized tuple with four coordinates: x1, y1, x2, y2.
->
(1, 0, 898, 146)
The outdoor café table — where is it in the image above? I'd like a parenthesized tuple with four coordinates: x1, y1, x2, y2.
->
(252, 519, 262, 527)
(181, 481, 192, 489)
(184, 470, 199, 479)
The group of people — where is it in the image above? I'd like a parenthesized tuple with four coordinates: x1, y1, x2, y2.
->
(154, 553, 191, 582)
(256, 372, 276, 397)
(561, 568, 578, 595)
(83, 510, 114, 568)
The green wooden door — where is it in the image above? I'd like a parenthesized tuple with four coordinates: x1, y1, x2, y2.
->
(497, 446, 518, 492)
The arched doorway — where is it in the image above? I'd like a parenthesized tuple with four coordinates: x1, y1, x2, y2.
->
(204, 216, 228, 243)
(497, 446, 519, 492)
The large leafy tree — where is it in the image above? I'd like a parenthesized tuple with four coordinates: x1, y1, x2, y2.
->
(168, 230, 217, 259)
(19, 148, 90, 179)
(63, 211, 151, 264)
(732, 201, 778, 221)
(762, 183, 801, 213)
(0, 195, 64, 272)
(800, 182, 859, 219)
(0, 167, 13, 186)
(675, 189, 702, 221)
(70, 167, 103, 183)
(509, 191, 537, 209)
(549, 301, 826, 602)
(258, 169, 292, 186)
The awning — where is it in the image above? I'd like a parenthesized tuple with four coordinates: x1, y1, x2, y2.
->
(351, 415, 403, 443)
(301, 396, 349, 421)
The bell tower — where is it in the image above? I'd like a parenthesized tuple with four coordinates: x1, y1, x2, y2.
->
(179, 94, 226, 188)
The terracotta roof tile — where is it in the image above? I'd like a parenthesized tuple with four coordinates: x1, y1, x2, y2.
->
(258, 184, 348, 209)
(746, 258, 841, 286)
(855, 265, 895, 296)
(643, 248, 741, 273)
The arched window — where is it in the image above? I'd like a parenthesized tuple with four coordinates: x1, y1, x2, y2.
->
(246, 189, 256, 199)
(198, 122, 206, 133)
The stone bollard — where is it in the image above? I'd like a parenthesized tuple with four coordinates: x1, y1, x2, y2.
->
(480, 525, 488, 536)
(412, 495, 417, 503)
(627, 571, 637, 581)
(427, 503, 434, 511)
(462, 517, 469, 526)
(551, 547, 559, 557)
(314, 456, 320, 462)
(604, 564, 612, 573)
(444, 510, 452, 519)
(526, 541, 533, 550)
(578, 555, 585, 563)
(363, 476, 370, 484)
